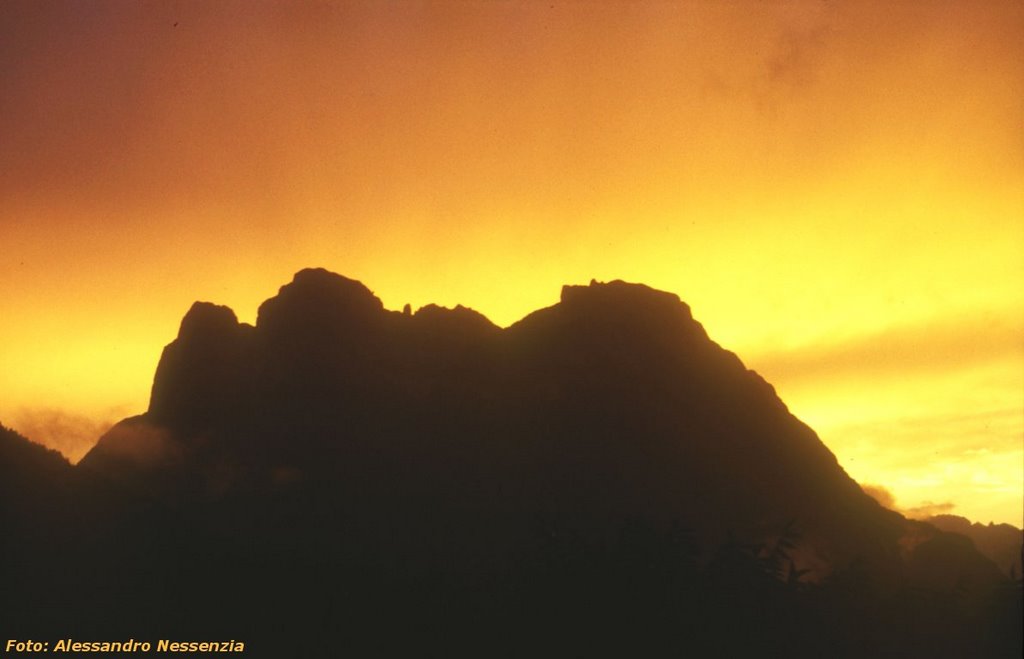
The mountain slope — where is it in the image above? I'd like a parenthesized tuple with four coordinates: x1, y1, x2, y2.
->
(80, 270, 989, 581)
(48, 268, 1020, 655)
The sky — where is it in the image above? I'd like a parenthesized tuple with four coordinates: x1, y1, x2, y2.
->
(1, 0, 1021, 525)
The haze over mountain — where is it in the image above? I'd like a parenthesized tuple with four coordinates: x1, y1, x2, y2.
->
(4, 270, 1021, 657)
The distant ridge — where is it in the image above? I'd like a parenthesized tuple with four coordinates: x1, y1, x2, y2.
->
(926, 514, 1023, 577)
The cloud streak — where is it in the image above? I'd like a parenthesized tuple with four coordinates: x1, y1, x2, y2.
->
(750, 313, 1023, 387)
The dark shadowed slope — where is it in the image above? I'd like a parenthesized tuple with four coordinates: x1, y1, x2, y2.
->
(1, 423, 77, 549)
(12, 269, 1023, 656)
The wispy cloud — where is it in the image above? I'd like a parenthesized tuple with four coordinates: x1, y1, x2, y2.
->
(862, 482, 956, 520)
(9, 407, 122, 463)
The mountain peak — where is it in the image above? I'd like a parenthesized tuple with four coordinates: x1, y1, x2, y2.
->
(411, 303, 499, 333)
(177, 301, 240, 342)
(149, 303, 251, 428)
(271, 268, 382, 313)
(560, 278, 686, 310)
(256, 268, 384, 339)
(556, 278, 695, 328)
(504, 278, 709, 357)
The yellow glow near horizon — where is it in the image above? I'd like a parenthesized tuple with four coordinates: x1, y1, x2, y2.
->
(0, 1, 1021, 525)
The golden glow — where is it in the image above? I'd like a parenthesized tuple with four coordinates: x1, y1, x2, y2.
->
(1, 1, 1020, 524)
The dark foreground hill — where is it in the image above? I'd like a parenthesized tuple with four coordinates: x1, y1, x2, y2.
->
(3, 269, 1022, 657)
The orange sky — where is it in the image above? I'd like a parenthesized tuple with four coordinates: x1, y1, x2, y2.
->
(1, 1, 1021, 525)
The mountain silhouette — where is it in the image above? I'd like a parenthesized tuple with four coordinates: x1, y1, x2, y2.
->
(6, 270, 1022, 657)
